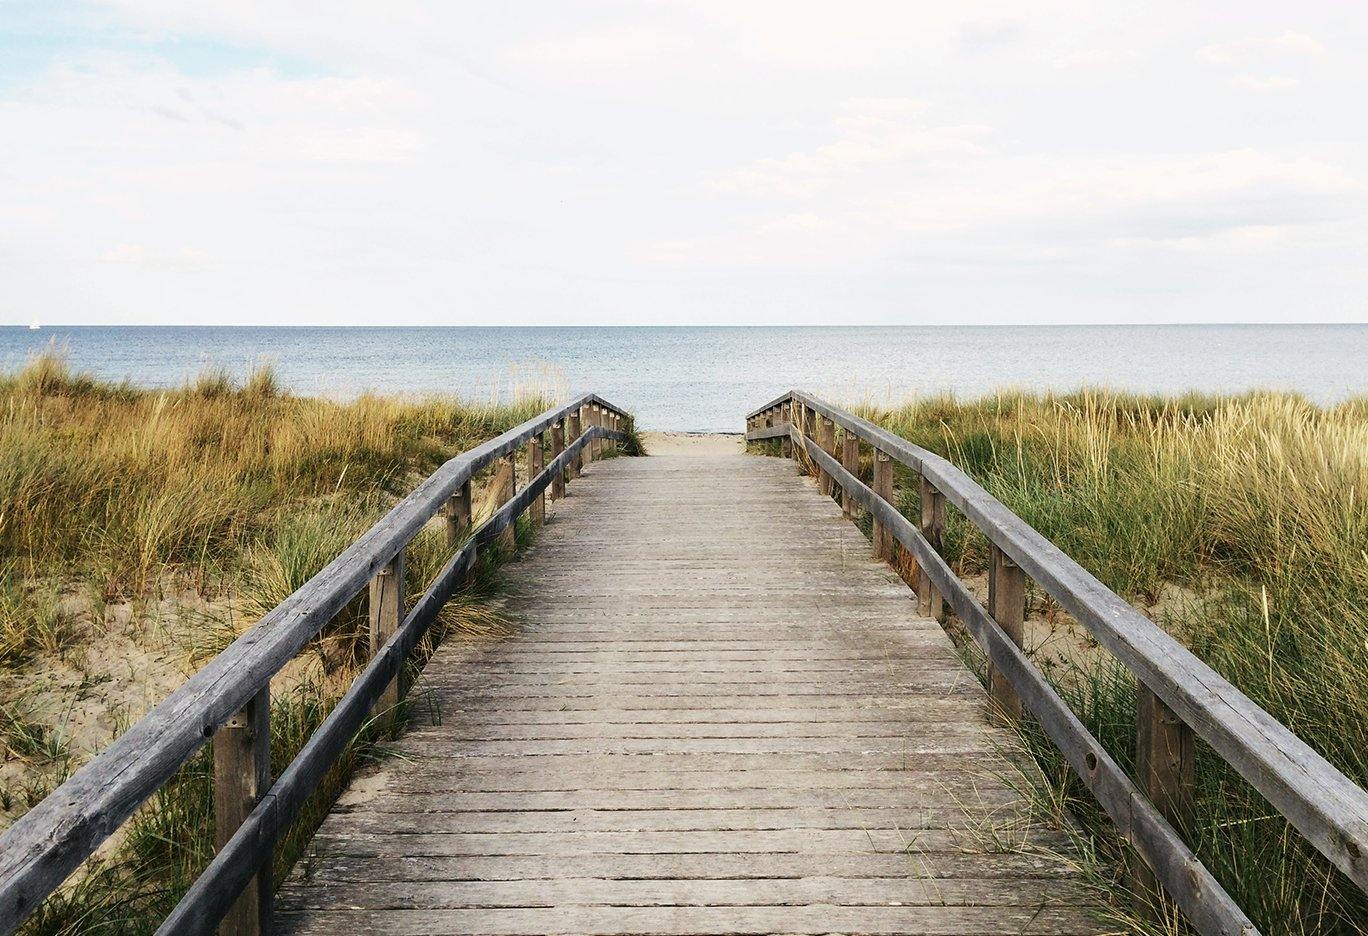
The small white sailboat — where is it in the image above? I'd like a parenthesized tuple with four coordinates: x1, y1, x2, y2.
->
(28, 318, 40, 330)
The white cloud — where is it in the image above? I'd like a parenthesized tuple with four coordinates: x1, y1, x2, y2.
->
(102, 244, 213, 272)
(874, 150, 1360, 246)
(4, 4, 1368, 325)
(717, 99, 991, 196)
(510, 28, 687, 67)
(1198, 31, 1325, 65)
(1053, 49, 1138, 69)
(1230, 74, 1300, 92)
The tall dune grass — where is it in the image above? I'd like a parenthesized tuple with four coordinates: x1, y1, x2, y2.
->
(0, 349, 550, 664)
(0, 349, 555, 934)
(854, 389, 1367, 935)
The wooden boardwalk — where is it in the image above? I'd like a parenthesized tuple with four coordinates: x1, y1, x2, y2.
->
(276, 442, 1103, 935)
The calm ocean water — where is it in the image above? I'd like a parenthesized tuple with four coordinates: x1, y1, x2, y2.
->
(1, 325, 1364, 431)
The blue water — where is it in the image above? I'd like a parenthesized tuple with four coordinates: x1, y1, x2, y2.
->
(1, 325, 1364, 431)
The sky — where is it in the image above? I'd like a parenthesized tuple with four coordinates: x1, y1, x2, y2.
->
(1, 1, 1366, 326)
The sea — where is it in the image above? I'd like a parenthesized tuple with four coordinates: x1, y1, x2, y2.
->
(1, 325, 1364, 432)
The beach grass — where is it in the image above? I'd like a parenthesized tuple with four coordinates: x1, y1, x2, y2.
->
(0, 349, 560, 934)
(843, 390, 1368, 935)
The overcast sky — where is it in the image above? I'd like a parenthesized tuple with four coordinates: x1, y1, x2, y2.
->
(2, 2, 1366, 325)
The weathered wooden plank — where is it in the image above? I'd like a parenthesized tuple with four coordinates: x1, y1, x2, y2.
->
(284, 850, 1082, 884)
(303, 827, 1067, 858)
(212, 688, 270, 936)
(276, 875, 1091, 910)
(332, 786, 1022, 812)
(275, 905, 1100, 936)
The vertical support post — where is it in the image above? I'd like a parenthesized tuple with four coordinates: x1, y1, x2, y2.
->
(551, 419, 566, 500)
(1134, 684, 1196, 906)
(841, 431, 860, 520)
(580, 405, 593, 467)
(214, 687, 270, 936)
(780, 400, 793, 459)
(801, 405, 817, 477)
(988, 544, 1026, 720)
(494, 453, 516, 552)
(444, 478, 472, 549)
(872, 450, 894, 561)
(369, 549, 405, 730)
(817, 417, 836, 497)
(528, 432, 546, 526)
(568, 409, 583, 479)
(917, 475, 945, 622)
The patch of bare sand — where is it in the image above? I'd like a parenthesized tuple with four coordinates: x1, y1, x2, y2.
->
(641, 431, 743, 457)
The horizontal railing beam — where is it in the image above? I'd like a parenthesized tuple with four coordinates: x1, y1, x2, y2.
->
(744, 391, 794, 421)
(795, 430, 1257, 936)
(783, 391, 1368, 889)
(744, 422, 791, 441)
(0, 396, 629, 935)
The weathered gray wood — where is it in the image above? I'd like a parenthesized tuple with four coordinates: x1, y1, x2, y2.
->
(527, 433, 545, 526)
(583, 405, 596, 465)
(213, 688, 270, 936)
(277, 444, 1101, 936)
(277, 905, 1098, 936)
(917, 474, 945, 622)
(841, 430, 860, 519)
(369, 551, 405, 731)
(494, 454, 516, 552)
(872, 449, 894, 561)
(550, 420, 565, 500)
(1134, 683, 1196, 910)
(781, 390, 1368, 892)
(0, 396, 628, 933)
(742, 423, 789, 441)
(795, 430, 1257, 936)
(988, 544, 1025, 721)
(567, 410, 582, 479)
(817, 416, 836, 496)
(443, 479, 472, 549)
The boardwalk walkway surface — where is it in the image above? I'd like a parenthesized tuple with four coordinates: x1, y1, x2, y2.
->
(276, 440, 1103, 935)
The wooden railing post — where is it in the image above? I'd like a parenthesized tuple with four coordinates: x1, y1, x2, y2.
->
(817, 416, 836, 497)
(495, 453, 516, 551)
(527, 432, 546, 526)
(213, 687, 270, 936)
(917, 475, 945, 622)
(568, 409, 582, 479)
(801, 406, 817, 477)
(443, 479, 472, 549)
(551, 419, 566, 500)
(1134, 684, 1196, 907)
(841, 430, 860, 520)
(872, 449, 893, 561)
(988, 544, 1026, 720)
(780, 400, 793, 459)
(580, 405, 594, 467)
(369, 549, 405, 731)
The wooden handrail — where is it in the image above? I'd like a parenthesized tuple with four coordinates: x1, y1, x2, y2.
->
(0, 395, 631, 935)
(745, 391, 1368, 934)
